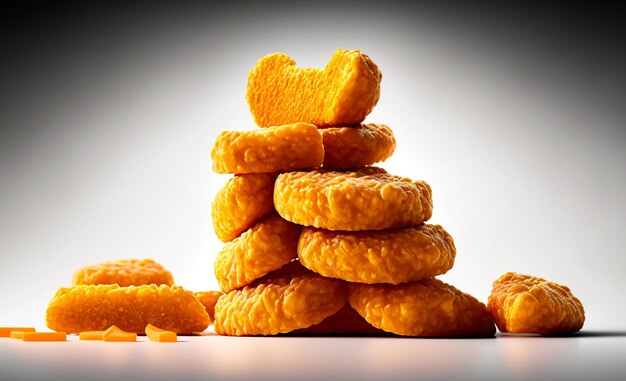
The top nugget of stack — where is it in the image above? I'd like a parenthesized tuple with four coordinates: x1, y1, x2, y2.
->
(247, 48, 382, 127)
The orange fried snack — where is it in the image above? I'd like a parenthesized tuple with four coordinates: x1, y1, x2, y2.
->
(211, 173, 276, 242)
(298, 224, 455, 284)
(320, 123, 396, 170)
(79, 331, 105, 341)
(247, 49, 382, 127)
(214, 214, 302, 293)
(348, 279, 495, 337)
(211, 123, 324, 174)
(46, 284, 210, 334)
(72, 258, 174, 287)
(145, 324, 177, 342)
(0, 327, 35, 337)
(214, 263, 346, 336)
(292, 303, 386, 336)
(487, 272, 585, 335)
(22, 332, 67, 342)
(194, 291, 223, 321)
(274, 167, 433, 231)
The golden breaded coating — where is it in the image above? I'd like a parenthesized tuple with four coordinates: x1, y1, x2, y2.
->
(194, 291, 223, 321)
(247, 49, 382, 127)
(214, 214, 302, 293)
(487, 272, 585, 335)
(212, 173, 276, 242)
(214, 263, 346, 336)
(298, 224, 455, 284)
(211, 123, 324, 174)
(348, 279, 495, 337)
(72, 258, 174, 287)
(292, 303, 386, 335)
(274, 167, 432, 231)
(46, 284, 210, 334)
(320, 123, 396, 169)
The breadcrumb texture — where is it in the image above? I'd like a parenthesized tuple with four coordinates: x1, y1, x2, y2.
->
(46, 284, 210, 334)
(214, 214, 302, 293)
(247, 49, 382, 127)
(194, 291, 223, 321)
(214, 263, 346, 336)
(348, 279, 495, 337)
(487, 272, 585, 334)
(72, 258, 174, 287)
(320, 123, 396, 169)
(292, 303, 386, 335)
(274, 167, 433, 231)
(212, 173, 276, 242)
(211, 122, 324, 174)
(298, 224, 455, 284)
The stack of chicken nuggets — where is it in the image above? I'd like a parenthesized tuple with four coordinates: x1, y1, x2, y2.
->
(210, 49, 496, 336)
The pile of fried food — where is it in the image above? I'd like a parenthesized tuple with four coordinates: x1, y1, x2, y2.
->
(42, 49, 585, 338)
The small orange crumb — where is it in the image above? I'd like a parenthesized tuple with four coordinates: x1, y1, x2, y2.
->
(10, 331, 26, 339)
(102, 325, 136, 342)
(145, 324, 177, 342)
(22, 332, 66, 342)
(79, 331, 105, 341)
(0, 327, 35, 337)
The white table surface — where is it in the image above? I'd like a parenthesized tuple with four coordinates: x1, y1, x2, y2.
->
(1, 328, 624, 381)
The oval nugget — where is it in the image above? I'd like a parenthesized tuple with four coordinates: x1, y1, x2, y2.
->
(46, 284, 210, 334)
(487, 272, 585, 335)
(348, 279, 495, 337)
(292, 303, 385, 335)
(214, 263, 346, 336)
(194, 291, 223, 322)
(320, 123, 396, 169)
(72, 258, 174, 286)
(212, 173, 276, 242)
(274, 167, 433, 231)
(211, 122, 324, 174)
(214, 214, 302, 293)
(298, 224, 455, 284)
(247, 49, 382, 127)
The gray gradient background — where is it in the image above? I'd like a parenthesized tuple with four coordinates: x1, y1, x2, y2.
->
(0, 0, 625, 334)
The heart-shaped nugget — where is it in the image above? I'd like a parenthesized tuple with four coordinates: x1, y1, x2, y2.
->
(247, 49, 382, 127)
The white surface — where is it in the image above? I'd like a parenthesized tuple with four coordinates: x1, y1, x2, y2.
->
(1, 332, 625, 381)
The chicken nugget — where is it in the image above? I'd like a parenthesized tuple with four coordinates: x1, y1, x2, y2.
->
(214, 262, 346, 336)
(214, 214, 301, 293)
(194, 291, 223, 322)
(291, 303, 386, 336)
(46, 284, 210, 334)
(298, 224, 455, 284)
(212, 173, 276, 242)
(348, 279, 495, 337)
(211, 122, 324, 174)
(274, 167, 432, 231)
(72, 258, 174, 287)
(320, 123, 396, 169)
(487, 272, 585, 335)
(247, 49, 382, 127)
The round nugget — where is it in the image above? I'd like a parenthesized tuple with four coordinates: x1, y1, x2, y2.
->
(348, 279, 495, 337)
(214, 214, 302, 293)
(72, 258, 174, 287)
(46, 284, 210, 334)
(214, 262, 347, 336)
(298, 224, 455, 285)
(274, 167, 433, 231)
(211, 122, 324, 174)
(487, 272, 585, 335)
(320, 123, 396, 169)
(212, 173, 276, 242)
